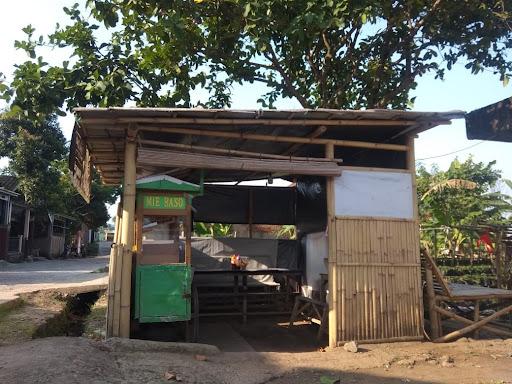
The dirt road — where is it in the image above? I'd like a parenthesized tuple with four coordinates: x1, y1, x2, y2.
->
(0, 244, 110, 304)
(0, 336, 511, 384)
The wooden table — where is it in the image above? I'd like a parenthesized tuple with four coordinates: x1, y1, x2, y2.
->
(190, 268, 302, 339)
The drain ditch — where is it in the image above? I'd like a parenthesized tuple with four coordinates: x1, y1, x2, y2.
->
(32, 291, 101, 338)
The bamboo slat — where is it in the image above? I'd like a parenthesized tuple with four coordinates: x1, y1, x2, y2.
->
(138, 148, 342, 176)
(333, 217, 423, 342)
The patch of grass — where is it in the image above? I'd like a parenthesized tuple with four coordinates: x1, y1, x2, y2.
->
(83, 292, 107, 339)
(0, 291, 67, 345)
(0, 298, 25, 320)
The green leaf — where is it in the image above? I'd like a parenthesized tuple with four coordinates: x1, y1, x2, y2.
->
(243, 3, 251, 17)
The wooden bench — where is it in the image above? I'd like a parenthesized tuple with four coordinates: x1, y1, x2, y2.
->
(422, 248, 512, 342)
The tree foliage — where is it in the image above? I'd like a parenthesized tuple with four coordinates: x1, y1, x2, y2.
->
(0, 116, 66, 209)
(2, 0, 512, 115)
(0, 116, 118, 229)
(417, 157, 512, 227)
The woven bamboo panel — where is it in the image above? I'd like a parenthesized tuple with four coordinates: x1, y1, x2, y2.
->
(334, 217, 424, 343)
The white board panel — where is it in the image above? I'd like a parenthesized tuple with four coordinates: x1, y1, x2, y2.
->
(334, 170, 413, 219)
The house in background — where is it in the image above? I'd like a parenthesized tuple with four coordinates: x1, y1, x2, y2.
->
(0, 176, 30, 261)
(32, 212, 75, 258)
(0, 175, 82, 260)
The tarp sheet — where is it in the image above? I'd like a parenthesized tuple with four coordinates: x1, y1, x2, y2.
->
(191, 237, 300, 286)
(192, 185, 295, 224)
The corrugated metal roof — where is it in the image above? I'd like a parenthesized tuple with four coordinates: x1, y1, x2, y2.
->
(75, 107, 465, 122)
(0, 175, 18, 193)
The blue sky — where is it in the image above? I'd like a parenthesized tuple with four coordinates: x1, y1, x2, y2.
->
(1, 0, 511, 186)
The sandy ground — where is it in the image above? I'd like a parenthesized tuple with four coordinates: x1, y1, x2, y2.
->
(0, 336, 511, 384)
(0, 244, 110, 304)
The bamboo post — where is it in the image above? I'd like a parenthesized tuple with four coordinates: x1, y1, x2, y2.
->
(119, 130, 137, 338)
(434, 303, 512, 343)
(326, 143, 338, 347)
(425, 265, 441, 339)
(473, 300, 480, 339)
(406, 135, 424, 338)
(106, 203, 122, 337)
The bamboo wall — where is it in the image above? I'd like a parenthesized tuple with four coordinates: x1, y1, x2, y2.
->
(333, 216, 423, 344)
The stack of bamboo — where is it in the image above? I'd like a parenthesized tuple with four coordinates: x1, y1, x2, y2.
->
(105, 204, 132, 337)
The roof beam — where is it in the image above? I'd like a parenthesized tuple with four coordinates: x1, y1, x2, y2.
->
(88, 126, 407, 152)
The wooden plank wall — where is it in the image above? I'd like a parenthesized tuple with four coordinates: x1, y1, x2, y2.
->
(334, 216, 424, 344)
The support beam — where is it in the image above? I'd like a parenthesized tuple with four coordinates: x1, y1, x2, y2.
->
(107, 203, 122, 337)
(92, 126, 408, 152)
(434, 303, 512, 342)
(425, 266, 441, 339)
(326, 143, 338, 348)
(119, 130, 137, 338)
(434, 305, 512, 338)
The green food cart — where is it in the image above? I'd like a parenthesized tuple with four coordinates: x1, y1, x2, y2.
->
(133, 175, 201, 323)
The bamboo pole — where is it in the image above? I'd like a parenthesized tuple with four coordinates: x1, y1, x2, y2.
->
(112, 204, 123, 337)
(106, 204, 122, 337)
(407, 135, 426, 337)
(473, 300, 480, 339)
(139, 138, 342, 163)
(425, 265, 441, 339)
(326, 143, 338, 347)
(119, 131, 137, 338)
(112, 244, 123, 336)
(433, 305, 512, 338)
(434, 304, 512, 342)
(133, 126, 409, 152)
(82, 116, 420, 127)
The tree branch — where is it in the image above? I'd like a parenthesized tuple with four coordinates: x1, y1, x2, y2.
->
(264, 43, 313, 108)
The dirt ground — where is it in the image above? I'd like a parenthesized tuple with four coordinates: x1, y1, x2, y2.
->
(1, 295, 512, 384)
(0, 290, 69, 346)
(0, 334, 511, 384)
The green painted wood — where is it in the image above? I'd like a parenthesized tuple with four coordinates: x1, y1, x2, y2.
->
(141, 194, 187, 210)
(136, 175, 200, 193)
(135, 264, 192, 323)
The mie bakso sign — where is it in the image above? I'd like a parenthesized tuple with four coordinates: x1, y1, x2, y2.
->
(142, 195, 186, 210)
